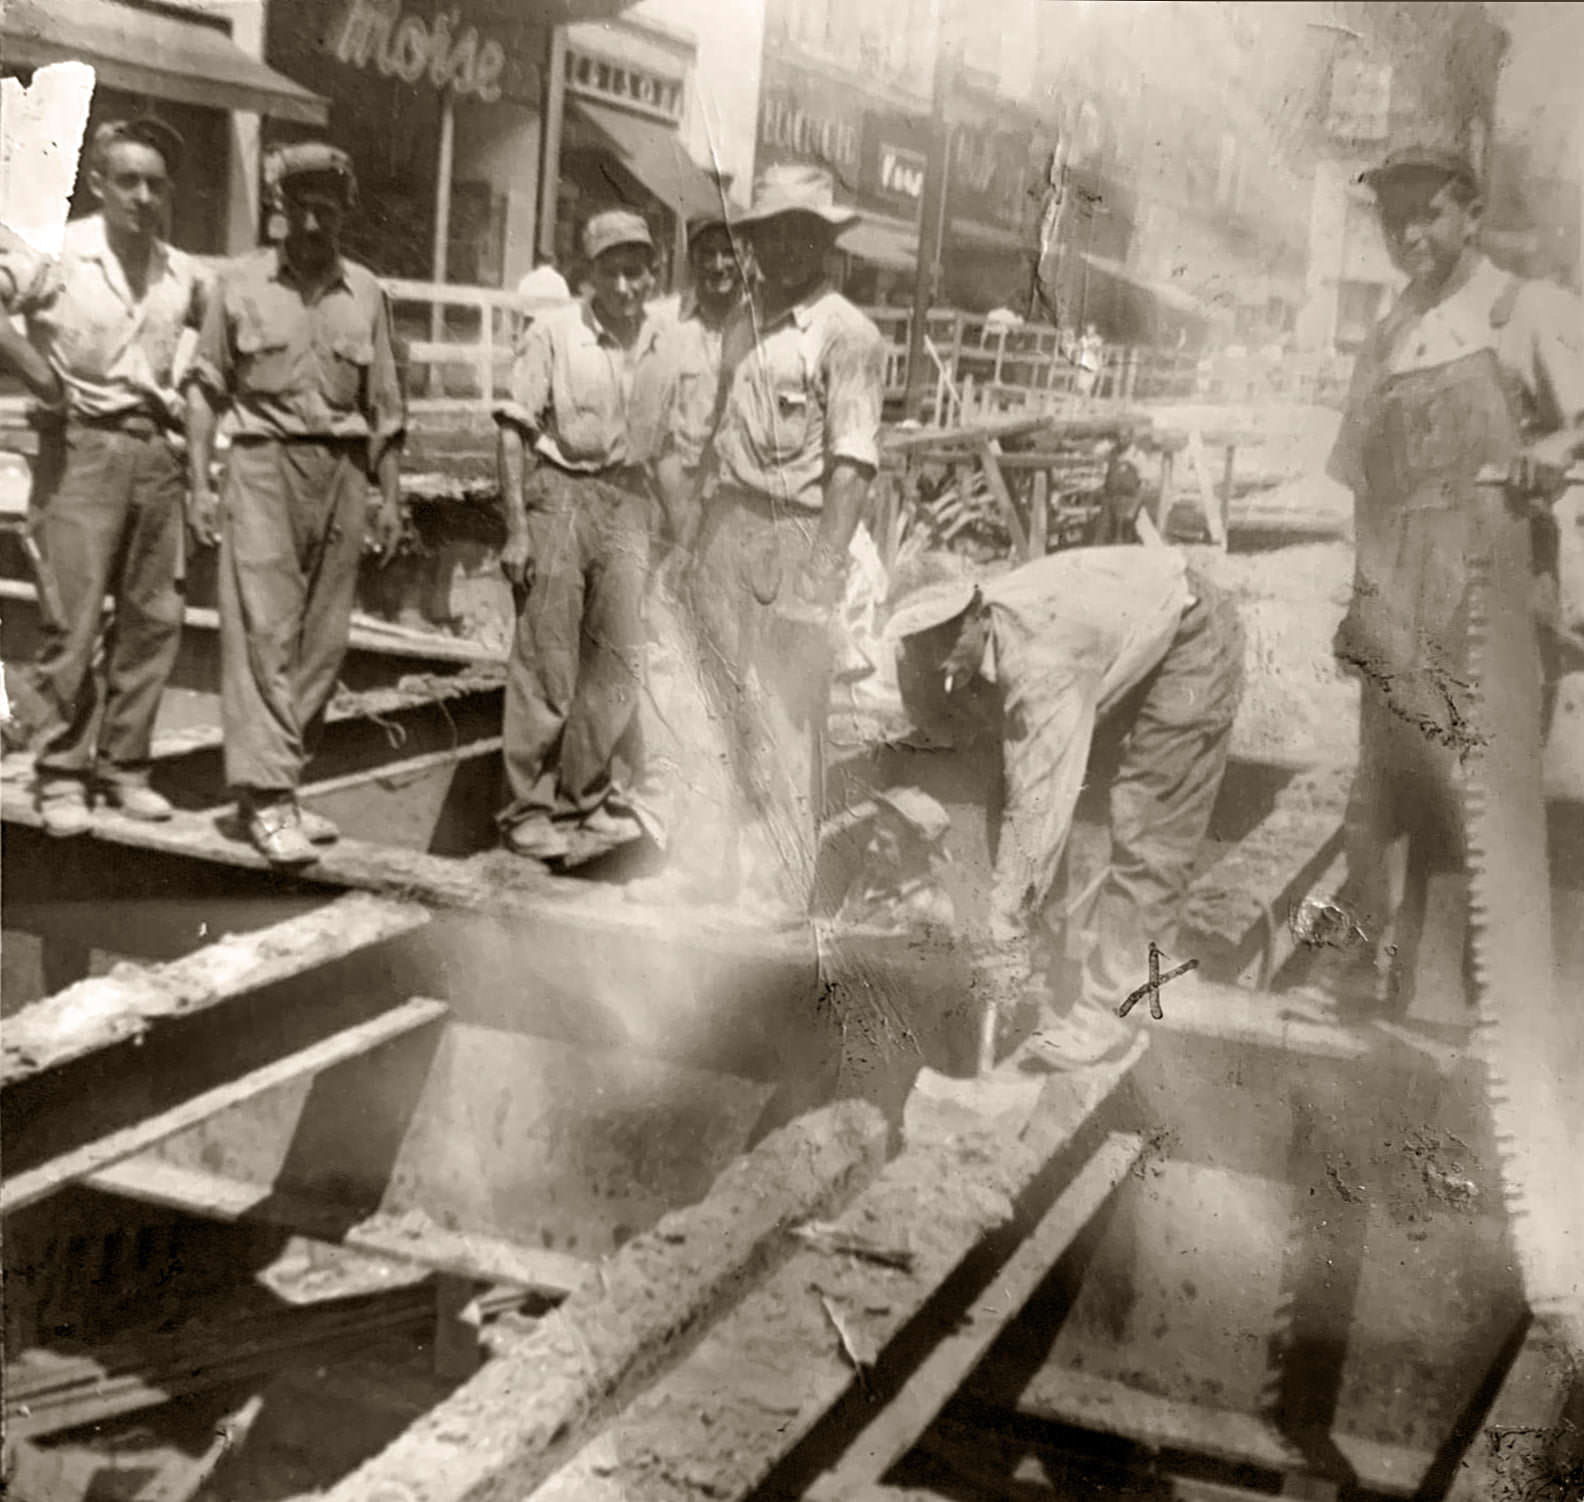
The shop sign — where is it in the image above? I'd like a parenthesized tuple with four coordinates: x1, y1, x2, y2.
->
(948, 121, 1035, 233)
(757, 58, 862, 184)
(860, 111, 928, 213)
(565, 45, 685, 123)
(331, 0, 506, 104)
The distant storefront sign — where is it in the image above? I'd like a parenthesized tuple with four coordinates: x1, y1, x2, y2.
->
(860, 111, 928, 215)
(757, 56, 863, 191)
(329, 0, 506, 104)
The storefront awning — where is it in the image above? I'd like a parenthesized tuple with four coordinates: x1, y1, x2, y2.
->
(1080, 252, 1204, 318)
(838, 218, 918, 273)
(566, 98, 724, 226)
(2, 0, 328, 125)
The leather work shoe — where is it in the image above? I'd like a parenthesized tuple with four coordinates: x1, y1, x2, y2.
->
(246, 802, 317, 866)
(504, 818, 571, 861)
(38, 782, 92, 838)
(101, 782, 174, 822)
(580, 804, 645, 844)
(296, 805, 340, 845)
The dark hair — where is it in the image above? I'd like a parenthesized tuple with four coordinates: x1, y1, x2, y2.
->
(91, 118, 182, 178)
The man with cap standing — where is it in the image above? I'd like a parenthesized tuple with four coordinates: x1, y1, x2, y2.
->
(689, 164, 886, 909)
(186, 143, 405, 865)
(0, 118, 206, 836)
(1322, 143, 1584, 1007)
(493, 206, 665, 861)
(885, 546, 1244, 1069)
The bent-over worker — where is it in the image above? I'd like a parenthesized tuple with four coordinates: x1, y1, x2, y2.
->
(1324, 144, 1584, 1008)
(186, 142, 405, 866)
(886, 546, 1245, 1069)
(1, 119, 206, 836)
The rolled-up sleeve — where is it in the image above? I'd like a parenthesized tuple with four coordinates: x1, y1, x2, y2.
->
(494, 319, 554, 434)
(823, 322, 884, 472)
(1512, 281, 1584, 429)
(185, 273, 233, 403)
(366, 287, 407, 464)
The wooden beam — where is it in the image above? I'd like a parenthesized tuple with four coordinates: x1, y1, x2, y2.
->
(84, 1154, 584, 1297)
(323, 1101, 889, 1502)
(520, 1044, 1144, 1502)
(806, 1132, 1144, 1501)
(2, 997, 448, 1215)
(2, 891, 429, 1088)
(1029, 470, 1049, 557)
(1184, 429, 1227, 546)
(979, 439, 1030, 558)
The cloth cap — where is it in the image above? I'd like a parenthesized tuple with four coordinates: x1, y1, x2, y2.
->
(884, 579, 981, 645)
(92, 116, 184, 176)
(582, 208, 655, 262)
(272, 142, 358, 204)
(1362, 144, 1479, 197)
(874, 787, 951, 845)
(736, 163, 861, 230)
(687, 210, 735, 244)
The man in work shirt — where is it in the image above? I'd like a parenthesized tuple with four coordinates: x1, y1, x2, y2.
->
(885, 546, 1244, 1069)
(690, 165, 886, 910)
(186, 143, 405, 866)
(0, 119, 206, 836)
(1323, 144, 1584, 1008)
(493, 208, 665, 862)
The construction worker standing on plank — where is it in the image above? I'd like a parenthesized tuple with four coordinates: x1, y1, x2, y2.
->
(1322, 144, 1584, 1009)
(493, 207, 666, 863)
(687, 164, 886, 911)
(0, 119, 206, 837)
(185, 143, 406, 867)
(885, 546, 1244, 1070)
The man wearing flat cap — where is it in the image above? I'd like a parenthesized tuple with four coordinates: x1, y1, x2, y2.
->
(0, 117, 207, 836)
(687, 163, 886, 910)
(492, 205, 666, 862)
(1322, 142, 1584, 1008)
(186, 142, 406, 865)
(884, 546, 1243, 1070)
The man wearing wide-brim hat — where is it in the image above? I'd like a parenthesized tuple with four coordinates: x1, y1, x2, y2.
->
(1320, 141, 1584, 1009)
(186, 141, 406, 865)
(685, 162, 886, 910)
(492, 205, 667, 863)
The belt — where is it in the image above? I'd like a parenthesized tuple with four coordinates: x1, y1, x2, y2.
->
(539, 454, 648, 490)
(63, 411, 171, 439)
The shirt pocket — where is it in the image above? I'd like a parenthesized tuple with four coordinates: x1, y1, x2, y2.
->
(234, 317, 294, 395)
(324, 333, 373, 409)
(750, 380, 810, 463)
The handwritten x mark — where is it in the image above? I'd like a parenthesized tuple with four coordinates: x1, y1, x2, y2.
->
(1117, 941, 1199, 1020)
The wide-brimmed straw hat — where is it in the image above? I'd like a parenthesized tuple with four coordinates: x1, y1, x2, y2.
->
(734, 163, 860, 230)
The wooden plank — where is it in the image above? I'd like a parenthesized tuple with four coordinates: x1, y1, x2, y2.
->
(2, 997, 448, 1215)
(808, 1132, 1145, 1501)
(84, 1154, 584, 1296)
(522, 1043, 1145, 1502)
(979, 439, 1030, 558)
(1, 891, 430, 1087)
(1184, 429, 1227, 546)
(322, 1101, 889, 1502)
(1029, 470, 1049, 557)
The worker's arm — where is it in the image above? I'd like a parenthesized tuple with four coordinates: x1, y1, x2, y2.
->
(1509, 280, 1584, 497)
(365, 287, 407, 565)
(493, 319, 555, 590)
(0, 251, 63, 406)
(182, 276, 236, 548)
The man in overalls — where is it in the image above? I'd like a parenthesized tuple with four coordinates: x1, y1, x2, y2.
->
(687, 165, 886, 913)
(1324, 144, 1584, 1010)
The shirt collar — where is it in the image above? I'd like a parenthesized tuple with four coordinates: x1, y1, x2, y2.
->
(76, 213, 171, 281)
(271, 244, 350, 293)
(758, 279, 830, 332)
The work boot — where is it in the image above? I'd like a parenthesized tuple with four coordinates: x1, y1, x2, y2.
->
(100, 781, 174, 822)
(580, 803, 645, 845)
(245, 798, 316, 867)
(37, 780, 91, 838)
(504, 817, 571, 861)
(1027, 998, 1136, 1072)
(295, 803, 340, 845)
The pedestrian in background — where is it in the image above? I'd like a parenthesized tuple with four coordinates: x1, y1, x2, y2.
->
(186, 143, 405, 866)
(0, 118, 205, 836)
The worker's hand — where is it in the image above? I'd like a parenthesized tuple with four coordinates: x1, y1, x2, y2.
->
(499, 530, 534, 591)
(186, 483, 221, 548)
(369, 499, 404, 567)
(1511, 431, 1579, 504)
(782, 539, 846, 622)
